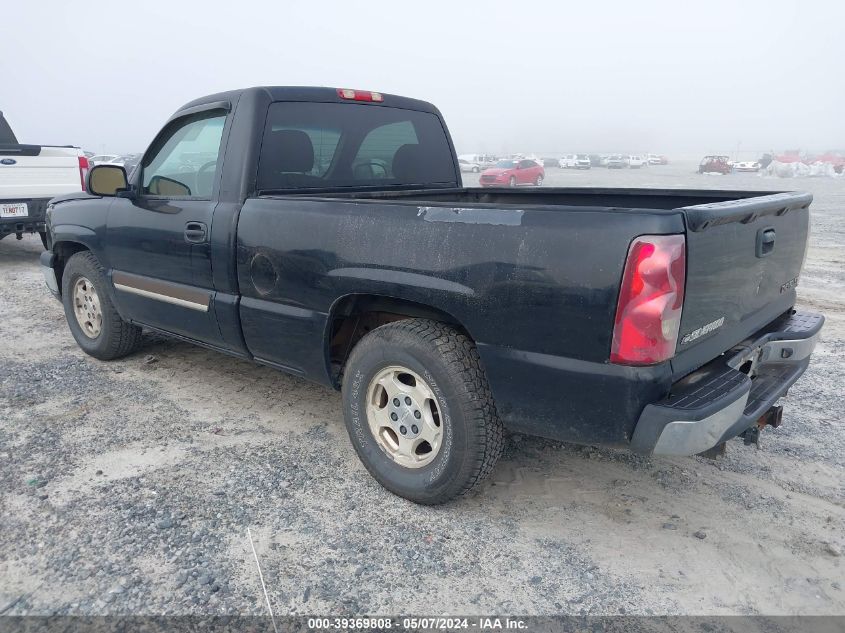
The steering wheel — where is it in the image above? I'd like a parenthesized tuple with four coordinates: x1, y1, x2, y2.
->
(195, 161, 218, 195)
(197, 160, 217, 179)
(353, 161, 388, 180)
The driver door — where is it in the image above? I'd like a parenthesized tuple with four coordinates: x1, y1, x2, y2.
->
(516, 160, 531, 184)
(105, 108, 229, 346)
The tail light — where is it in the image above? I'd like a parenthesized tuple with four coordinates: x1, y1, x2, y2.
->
(337, 88, 384, 102)
(610, 234, 686, 365)
(78, 155, 89, 191)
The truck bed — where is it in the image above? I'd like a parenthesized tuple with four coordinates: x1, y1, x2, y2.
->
(236, 185, 809, 443)
(288, 185, 787, 211)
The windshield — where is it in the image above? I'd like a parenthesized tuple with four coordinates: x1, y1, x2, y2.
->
(257, 102, 457, 191)
(495, 160, 518, 168)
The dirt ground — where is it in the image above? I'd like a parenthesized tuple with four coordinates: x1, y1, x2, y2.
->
(1, 162, 843, 617)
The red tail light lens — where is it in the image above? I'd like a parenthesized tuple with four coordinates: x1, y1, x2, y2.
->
(610, 234, 686, 365)
(78, 155, 89, 191)
(336, 88, 384, 102)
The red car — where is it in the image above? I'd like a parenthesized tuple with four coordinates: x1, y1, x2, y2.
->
(479, 159, 544, 187)
(698, 155, 732, 174)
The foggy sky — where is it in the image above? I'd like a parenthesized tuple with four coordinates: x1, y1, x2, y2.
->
(3, 0, 842, 158)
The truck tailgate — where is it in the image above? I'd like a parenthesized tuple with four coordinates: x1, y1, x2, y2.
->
(673, 192, 811, 375)
(0, 145, 82, 199)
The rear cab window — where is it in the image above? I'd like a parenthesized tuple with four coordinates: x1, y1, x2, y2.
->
(256, 102, 457, 192)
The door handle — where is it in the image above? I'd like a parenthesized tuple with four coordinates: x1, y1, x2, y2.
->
(756, 227, 776, 257)
(184, 222, 207, 244)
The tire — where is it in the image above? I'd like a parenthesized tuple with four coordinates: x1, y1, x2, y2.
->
(472, 166, 480, 173)
(341, 319, 504, 505)
(535, 174, 544, 186)
(509, 176, 516, 187)
(39, 231, 48, 250)
(61, 251, 143, 360)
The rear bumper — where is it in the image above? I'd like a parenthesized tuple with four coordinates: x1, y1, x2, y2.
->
(0, 197, 50, 236)
(631, 310, 824, 455)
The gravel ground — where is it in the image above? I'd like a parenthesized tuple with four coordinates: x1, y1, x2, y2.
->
(0, 162, 843, 616)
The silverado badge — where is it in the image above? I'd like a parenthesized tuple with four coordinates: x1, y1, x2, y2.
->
(780, 277, 799, 293)
(680, 317, 725, 345)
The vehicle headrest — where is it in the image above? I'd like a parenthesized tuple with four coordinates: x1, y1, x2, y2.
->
(392, 143, 423, 181)
(266, 129, 314, 173)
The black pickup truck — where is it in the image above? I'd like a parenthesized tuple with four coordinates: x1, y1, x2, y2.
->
(40, 86, 823, 504)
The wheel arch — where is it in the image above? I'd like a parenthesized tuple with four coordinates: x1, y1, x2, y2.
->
(51, 239, 93, 297)
(325, 293, 475, 388)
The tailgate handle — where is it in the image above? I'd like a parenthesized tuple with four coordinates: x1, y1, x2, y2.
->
(756, 227, 776, 257)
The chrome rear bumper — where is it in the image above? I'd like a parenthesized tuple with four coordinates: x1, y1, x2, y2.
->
(632, 310, 824, 456)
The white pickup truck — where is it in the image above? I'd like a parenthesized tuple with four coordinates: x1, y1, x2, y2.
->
(0, 110, 88, 248)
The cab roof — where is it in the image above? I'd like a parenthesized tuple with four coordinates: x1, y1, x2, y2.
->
(175, 86, 441, 117)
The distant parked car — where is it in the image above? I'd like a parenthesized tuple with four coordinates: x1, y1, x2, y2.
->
(647, 153, 668, 165)
(699, 155, 732, 174)
(459, 153, 497, 169)
(559, 154, 589, 169)
(542, 157, 561, 168)
(606, 154, 626, 169)
(458, 158, 481, 173)
(628, 155, 647, 169)
(479, 159, 544, 187)
(119, 153, 142, 177)
(589, 154, 603, 167)
(573, 154, 591, 169)
(89, 154, 120, 166)
(559, 154, 577, 168)
(733, 161, 761, 172)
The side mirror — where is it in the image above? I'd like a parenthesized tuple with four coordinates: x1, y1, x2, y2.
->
(87, 164, 129, 197)
(148, 175, 191, 196)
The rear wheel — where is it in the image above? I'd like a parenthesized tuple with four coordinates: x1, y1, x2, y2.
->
(342, 319, 504, 505)
(509, 176, 516, 187)
(61, 251, 143, 360)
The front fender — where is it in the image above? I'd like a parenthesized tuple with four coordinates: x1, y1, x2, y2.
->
(51, 225, 100, 252)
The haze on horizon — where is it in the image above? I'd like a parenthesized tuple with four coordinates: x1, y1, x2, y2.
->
(3, 0, 842, 159)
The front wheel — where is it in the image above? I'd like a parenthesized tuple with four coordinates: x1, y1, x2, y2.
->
(342, 319, 504, 505)
(535, 174, 544, 186)
(509, 176, 516, 187)
(61, 251, 143, 360)
(472, 166, 480, 173)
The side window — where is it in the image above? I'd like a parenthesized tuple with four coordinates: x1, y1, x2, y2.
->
(353, 121, 418, 180)
(141, 112, 226, 197)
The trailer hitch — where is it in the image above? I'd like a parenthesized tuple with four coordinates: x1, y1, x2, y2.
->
(740, 405, 784, 448)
